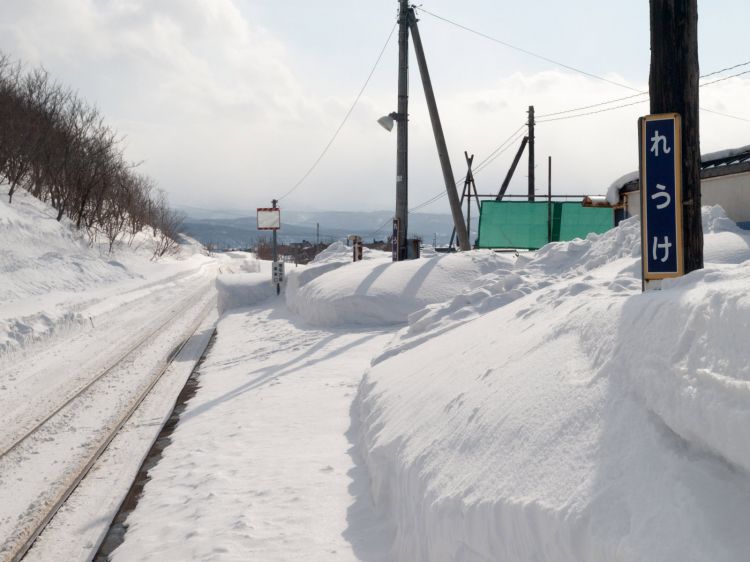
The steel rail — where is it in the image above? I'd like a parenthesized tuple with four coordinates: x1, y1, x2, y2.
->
(2, 290, 216, 562)
(0, 281, 211, 460)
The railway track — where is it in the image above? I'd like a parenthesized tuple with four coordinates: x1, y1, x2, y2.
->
(0, 283, 217, 562)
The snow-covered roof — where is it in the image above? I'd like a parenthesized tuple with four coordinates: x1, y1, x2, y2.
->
(606, 171, 639, 205)
(607, 144, 750, 203)
(701, 144, 750, 165)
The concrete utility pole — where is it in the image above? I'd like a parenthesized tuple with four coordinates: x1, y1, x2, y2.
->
(409, 8, 471, 251)
(272, 199, 278, 263)
(527, 105, 535, 201)
(394, 0, 410, 261)
(272, 199, 280, 295)
(649, 0, 703, 272)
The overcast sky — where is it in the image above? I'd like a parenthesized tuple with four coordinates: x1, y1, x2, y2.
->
(1, 0, 748, 214)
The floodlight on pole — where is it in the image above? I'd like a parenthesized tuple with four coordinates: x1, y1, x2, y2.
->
(377, 112, 398, 132)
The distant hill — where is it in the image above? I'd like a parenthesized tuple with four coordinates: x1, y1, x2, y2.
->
(178, 208, 462, 249)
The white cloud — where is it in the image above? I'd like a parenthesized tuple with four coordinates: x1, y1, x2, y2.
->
(1, 2, 748, 213)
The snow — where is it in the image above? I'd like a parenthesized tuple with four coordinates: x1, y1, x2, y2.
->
(606, 170, 639, 205)
(355, 207, 750, 561)
(6, 178, 750, 561)
(215, 255, 276, 314)
(701, 144, 750, 164)
(0, 185, 219, 561)
(109, 306, 394, 562)
(0, 186, 212, 360)
(286, 241, 515, 327)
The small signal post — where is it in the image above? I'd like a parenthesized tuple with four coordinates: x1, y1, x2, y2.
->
(257, 201, 282, 295)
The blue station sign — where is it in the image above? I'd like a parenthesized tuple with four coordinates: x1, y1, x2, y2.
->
(639, 113, 684, 283)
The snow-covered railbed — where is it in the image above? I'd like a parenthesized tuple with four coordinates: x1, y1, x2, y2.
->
(0, 184, 263, 561)
(0, 278, 217, 562)
(23, 311, 219, 562)
(105, 303, 395, 562)
(0, 269, 216, 452)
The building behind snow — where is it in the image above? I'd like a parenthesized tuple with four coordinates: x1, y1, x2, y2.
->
(608, 145, 750, 229)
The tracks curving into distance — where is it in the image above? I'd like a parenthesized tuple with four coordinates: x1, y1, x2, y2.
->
(0, 282, 217, 562)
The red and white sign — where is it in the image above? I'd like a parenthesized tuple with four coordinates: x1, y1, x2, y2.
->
(257, 208, 281, 230)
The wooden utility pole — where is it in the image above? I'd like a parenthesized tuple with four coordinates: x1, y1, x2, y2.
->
(409, 8, 471, 251)
(496, 136, 528, 201)
(448, 153, 480, 249)
(649, 0, 702, 272)
(394, 0, 409, 261)
(527, 105, 535, 201)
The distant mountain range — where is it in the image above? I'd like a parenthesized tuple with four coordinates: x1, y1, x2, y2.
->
(176, 206, 467, 249)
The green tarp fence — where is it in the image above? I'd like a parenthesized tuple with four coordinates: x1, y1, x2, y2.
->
(476, 201, 613, 250)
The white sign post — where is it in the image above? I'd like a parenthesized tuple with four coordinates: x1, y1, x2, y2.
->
(257, 204, 282, 295)
(257, 208, 281, 230)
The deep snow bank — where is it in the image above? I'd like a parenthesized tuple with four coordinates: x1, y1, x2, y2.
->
(355, 207, 750, 561)
(216, 254, 276, 314)
(285, 242, 515, 327)
(0, 186, 209, 357)
(0, 187, 140, 303)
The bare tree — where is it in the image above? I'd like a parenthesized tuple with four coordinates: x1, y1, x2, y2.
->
(0, 51, 185, 256)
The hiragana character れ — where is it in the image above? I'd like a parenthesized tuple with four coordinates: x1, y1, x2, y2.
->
(651, 184, 671, 210)
(650, 130, 671, 157)
(652, 235, 672, 263)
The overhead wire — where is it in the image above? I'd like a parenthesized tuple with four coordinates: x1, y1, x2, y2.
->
(277, 22, 397, 202)
(699, 107, 750, 123)
(699, 68, 750, 87)
(416, 6, 640, 92)
(537, 67, 750, 123)
(369, 14, 750, 236)
(403, 123, 528, 216)
(418, 6, 750, 123)
(401, 66, 750, 212)
(699, 59, 750, 79)
(537, 99, 648, 123)
(536, 92, 649, 119)
(473, 128, 528, 173)
(368, 123, 527, 236)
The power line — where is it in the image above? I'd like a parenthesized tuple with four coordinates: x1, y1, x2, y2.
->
(699, 106, 750, 123)
(537, 98, 648, 123)
(537, 67, 750, 123)
(416, 8, 750, 123)
(472, 124, 526, 174)
(700, 68, 750, 87)
(278, 23, 397, 202)
(699, 59, 750, 79)
(369, 216, 394, 239)
(537, 91, 648, 119)
(410, 191, 446, 213)
(416, 7, 641, 92)
(406, 124, 528, 215)
(473, 129, 528, 173)
(369, 20, 750, 232)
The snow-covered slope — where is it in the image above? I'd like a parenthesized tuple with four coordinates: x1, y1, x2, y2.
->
(0, 186, 209, 358)
(354, 206, 750, 561)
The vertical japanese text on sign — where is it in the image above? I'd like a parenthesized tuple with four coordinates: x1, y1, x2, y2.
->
(639, 113, 684, 281)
